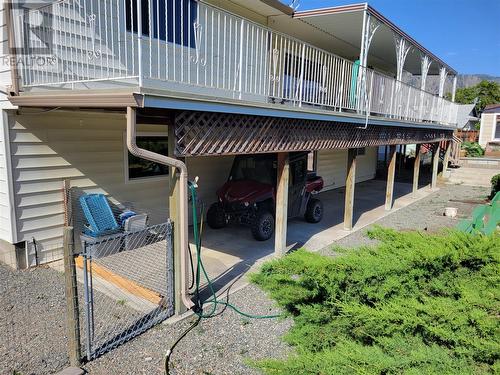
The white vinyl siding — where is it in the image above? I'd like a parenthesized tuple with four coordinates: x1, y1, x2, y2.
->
(317, 147, 377, 191)
(9, 111, 169, 266)
(0, 110, 15, 244)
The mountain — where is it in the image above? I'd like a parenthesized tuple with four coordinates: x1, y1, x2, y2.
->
(456, 74, 500, 88)
(405, 74, 500, 94)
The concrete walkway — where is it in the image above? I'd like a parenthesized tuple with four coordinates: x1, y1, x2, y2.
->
(194, 179, 435, 297)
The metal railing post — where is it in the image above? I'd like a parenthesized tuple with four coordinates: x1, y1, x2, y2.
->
(238, 19, 245, 99)
(298, 43, 306, 107)
(136, 0, 143, 87)
(82, 241, 93, 360)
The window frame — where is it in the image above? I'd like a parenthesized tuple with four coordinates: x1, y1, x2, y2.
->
(123, 132, 170, 183)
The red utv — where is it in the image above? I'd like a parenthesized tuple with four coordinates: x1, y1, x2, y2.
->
(206, 152, 324, 241)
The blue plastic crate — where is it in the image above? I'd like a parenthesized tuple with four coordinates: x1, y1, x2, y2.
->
(79, 194, 120, 237)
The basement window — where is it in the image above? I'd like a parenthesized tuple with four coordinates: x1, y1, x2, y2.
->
(126, 135, 169, 181)
(356, 147, 366, 156)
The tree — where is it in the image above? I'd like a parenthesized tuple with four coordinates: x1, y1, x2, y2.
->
(448, 80, 500, 113)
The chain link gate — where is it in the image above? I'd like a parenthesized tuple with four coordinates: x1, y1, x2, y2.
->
(80, 221, 174, 360)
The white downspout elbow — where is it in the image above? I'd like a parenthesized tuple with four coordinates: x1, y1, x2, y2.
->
(126, 107, 193, 311)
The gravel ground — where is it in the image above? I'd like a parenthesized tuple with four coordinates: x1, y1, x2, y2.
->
(0, 184, 489, 375)
(320, 183, 490, 253)
(84, 285, 292, 375)
(0, 264, 69, 375)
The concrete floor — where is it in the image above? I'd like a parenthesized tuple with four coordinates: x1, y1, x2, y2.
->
(193, 179, 435, 298)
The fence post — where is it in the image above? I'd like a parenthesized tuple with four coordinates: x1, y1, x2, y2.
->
(63, 226, 81, 366)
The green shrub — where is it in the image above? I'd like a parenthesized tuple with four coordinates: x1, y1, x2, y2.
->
(490, 174, 500, 199)
(251, 228, 500, 374)
(461, 141, 485, 157)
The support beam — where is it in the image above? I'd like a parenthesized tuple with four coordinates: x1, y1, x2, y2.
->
(274, 152, 289, 257)
(344, 149, 357, 231)
(431, 143, 440, 190)
(385, 145, 397, 211)
(443, 140, 451, 171)
(438, 67, 448, 98)
(168, 124, 187, 315)
(412, 144, 421, 197)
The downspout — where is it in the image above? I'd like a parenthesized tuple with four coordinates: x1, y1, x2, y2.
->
(126, 107, 193, 310)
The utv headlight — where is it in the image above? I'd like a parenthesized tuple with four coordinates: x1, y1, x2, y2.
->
(244, 202, 250, 207)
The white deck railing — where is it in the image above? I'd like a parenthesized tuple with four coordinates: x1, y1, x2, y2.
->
(12, 0, 458, 126)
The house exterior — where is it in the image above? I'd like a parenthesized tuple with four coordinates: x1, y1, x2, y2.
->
(478, 104, 500, 155)
(0, 0, 459, 311)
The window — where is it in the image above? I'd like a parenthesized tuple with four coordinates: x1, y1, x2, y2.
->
(125, 0, 197, 48)
(356, 147, 366, 156)
(127, 135, 169, 180)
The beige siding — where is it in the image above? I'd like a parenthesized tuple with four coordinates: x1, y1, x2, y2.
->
(317, 147, 378, 191)
(479, 114, 496, 147)
(10, 111, 169, 265)
(186, 155, 234, 205)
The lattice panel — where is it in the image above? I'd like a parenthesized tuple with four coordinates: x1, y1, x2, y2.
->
(174, 111, 453, 156)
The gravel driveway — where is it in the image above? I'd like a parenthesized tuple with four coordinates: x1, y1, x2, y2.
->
(0, 184, 490, 375)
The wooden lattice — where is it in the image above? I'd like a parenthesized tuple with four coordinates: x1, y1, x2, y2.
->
(174, 111, 453, 156)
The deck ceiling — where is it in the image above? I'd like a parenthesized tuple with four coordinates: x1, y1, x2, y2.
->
(268, 4, 456, 77)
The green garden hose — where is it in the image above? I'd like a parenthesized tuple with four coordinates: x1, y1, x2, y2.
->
(164, 181, 281, 374)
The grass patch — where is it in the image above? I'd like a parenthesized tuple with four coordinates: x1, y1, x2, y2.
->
(251, 227, 500, 374)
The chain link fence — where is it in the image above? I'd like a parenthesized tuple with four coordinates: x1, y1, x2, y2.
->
(0, 184, 176, 373)
(80, 222, 174, 360)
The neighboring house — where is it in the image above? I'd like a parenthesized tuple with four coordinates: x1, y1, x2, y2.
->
(0, 0, 460, 308)
(455, 103, 479, 142)
(478, 104, 500, 153)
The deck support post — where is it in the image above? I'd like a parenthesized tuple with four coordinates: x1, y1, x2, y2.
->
(443, 140, 451, 171)
(274, 152, 289, 257)
(385, 145, 397, 211)
(431, 143, 440, 190)
(168, 124, 187, 315)
(344, 148, 357, 231)
(412, 144, 421, 197)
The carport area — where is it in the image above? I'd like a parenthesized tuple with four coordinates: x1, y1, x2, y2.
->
(194, 178, 434, 297)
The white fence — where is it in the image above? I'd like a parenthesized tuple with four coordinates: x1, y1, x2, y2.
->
(12, 0, 458, 126)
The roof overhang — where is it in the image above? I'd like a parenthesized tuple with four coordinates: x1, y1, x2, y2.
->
(291, 3, 457, 76)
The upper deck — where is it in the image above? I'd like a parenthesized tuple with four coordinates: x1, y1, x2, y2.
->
(7, 0, 459, 127)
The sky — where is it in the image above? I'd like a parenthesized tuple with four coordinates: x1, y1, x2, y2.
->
(282, 0, 500, 76)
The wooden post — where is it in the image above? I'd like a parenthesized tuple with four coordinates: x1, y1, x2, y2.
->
(274, 152, 289, 257)
(443, 140, 451, 170)
(168, 124, 187, 315)
(63, 226, 81, 367)
(385, 145, 397, 211)
(344, 148, 357, 230)
(412, 144, 421, 197)
(431, 143, 440, 190)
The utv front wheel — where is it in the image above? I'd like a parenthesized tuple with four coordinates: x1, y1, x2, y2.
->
(207, 203, 226, 229)
(305, 198, 323, 223)
(251, 210, 274, 241)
